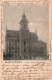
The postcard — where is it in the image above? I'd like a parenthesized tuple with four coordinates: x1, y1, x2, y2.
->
(0, 0, 52, 80)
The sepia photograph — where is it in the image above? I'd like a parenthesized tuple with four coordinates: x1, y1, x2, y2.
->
(3, 4, 49, 60)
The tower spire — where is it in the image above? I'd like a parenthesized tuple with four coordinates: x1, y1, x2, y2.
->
(23, 6, 25, 15)
(23, 9, 25, 15)
(20, 12, 29, 30)
(5, 26, 7, 55)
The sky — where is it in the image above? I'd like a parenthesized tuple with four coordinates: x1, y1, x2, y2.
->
(3, 4, 49, 50)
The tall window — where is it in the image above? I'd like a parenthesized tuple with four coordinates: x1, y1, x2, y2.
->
(24, 49, 26, 52)
(24, 41, 27, 53)
(24, 41, 27, 46)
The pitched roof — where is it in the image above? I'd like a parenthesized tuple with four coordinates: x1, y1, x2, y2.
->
(7, 30, 20, 38)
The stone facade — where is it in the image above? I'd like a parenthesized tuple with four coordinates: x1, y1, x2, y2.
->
(3, 13, 48, 60)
